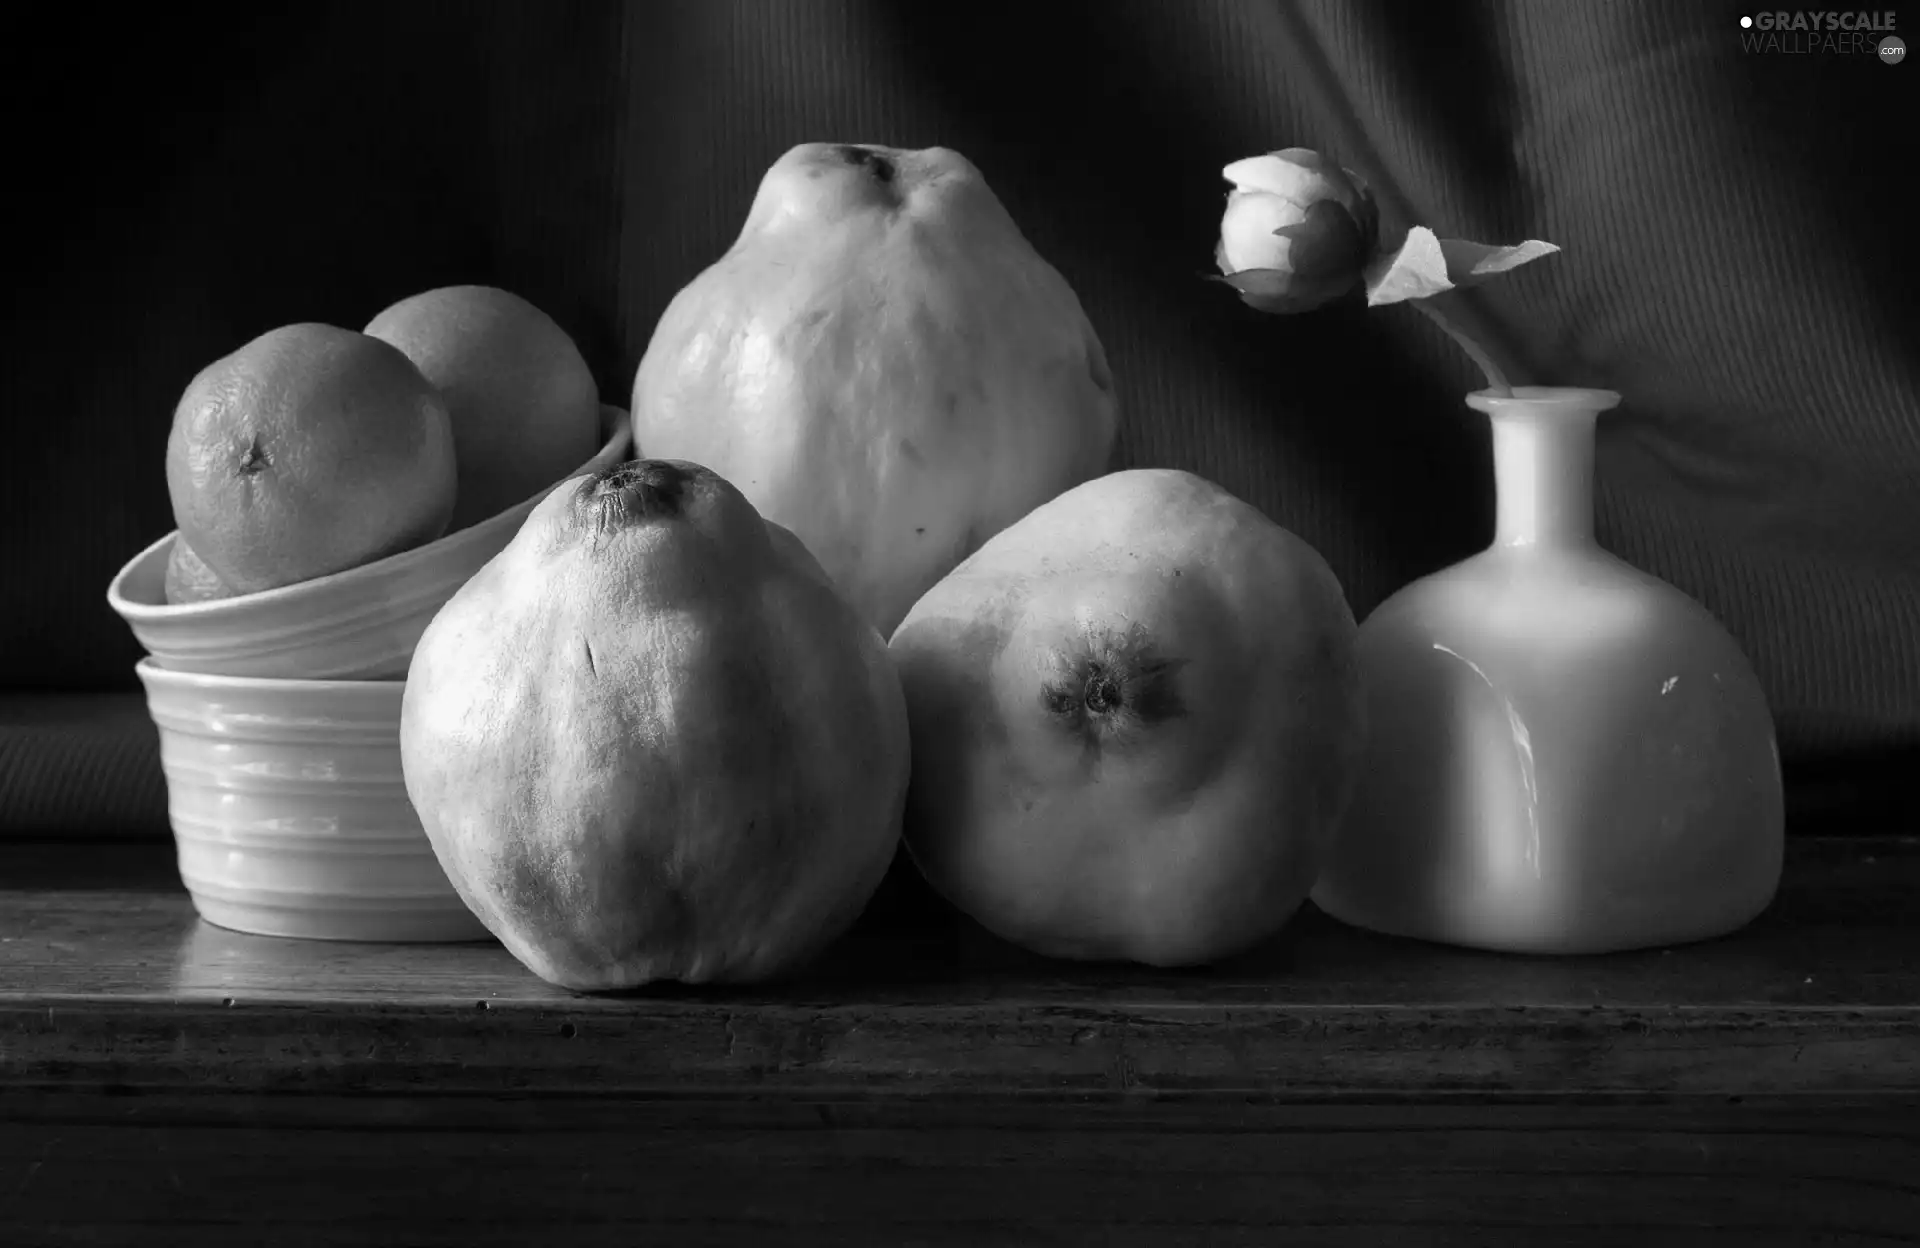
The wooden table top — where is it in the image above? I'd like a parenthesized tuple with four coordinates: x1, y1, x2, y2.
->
(5, 835, 1916, 1101)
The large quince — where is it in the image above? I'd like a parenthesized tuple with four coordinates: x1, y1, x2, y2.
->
(888, 469, 1365, 967)
(399, 458, 910, 991)
(630, 142, 1118, 637)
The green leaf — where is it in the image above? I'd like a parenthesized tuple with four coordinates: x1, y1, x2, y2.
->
(1363, 226, 1452, 306)
(1439, 237, 1560, 287)
(1363, 226, 1559, 307)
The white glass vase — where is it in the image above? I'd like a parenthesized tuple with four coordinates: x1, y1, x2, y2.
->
(1311, 387, 1785, 955)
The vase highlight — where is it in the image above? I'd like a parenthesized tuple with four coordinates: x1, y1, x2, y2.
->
(1312, 387, 1784, 955)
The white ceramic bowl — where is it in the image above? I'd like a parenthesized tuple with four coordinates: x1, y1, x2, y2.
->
(135, 658, 491, 943)
(108, 407, 633, 681)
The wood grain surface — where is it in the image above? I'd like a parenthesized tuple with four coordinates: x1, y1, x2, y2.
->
(3, 836, 1917, 1243)
(4, 836, 1918, 1098)
(5, 1091, 1917, 1246)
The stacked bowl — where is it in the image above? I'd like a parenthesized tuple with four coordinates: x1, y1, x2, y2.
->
(107, 406, 633, 942)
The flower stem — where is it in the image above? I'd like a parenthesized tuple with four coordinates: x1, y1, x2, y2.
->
(1410, 298, 1511, 396)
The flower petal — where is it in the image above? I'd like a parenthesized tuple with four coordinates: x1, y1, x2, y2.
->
(1214, 266, 1358, 314)
(1273, 199, 1367, 279)
(1349, 189, 1381, 255)
(1271, 147, 1335, 173)
(1222, 151, 1328, 203)
(1219, 189, 1308, 272)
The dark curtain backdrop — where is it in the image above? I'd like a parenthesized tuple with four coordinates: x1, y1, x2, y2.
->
(4, 0, 1914, 832)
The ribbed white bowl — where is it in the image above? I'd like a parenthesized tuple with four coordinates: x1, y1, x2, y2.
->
(135, 659, 490, 942)
(107, 408, 632, 681)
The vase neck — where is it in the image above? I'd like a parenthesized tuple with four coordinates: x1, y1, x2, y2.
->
(1465, 387, 1621, 551)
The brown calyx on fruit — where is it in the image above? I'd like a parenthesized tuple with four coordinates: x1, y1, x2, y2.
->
(235, 432, 271, 477)
(577, 460, 702, 539)
(1040, 624, 1188, 757)
(835, 145, 897, 185)
(832, 145, 906, 212)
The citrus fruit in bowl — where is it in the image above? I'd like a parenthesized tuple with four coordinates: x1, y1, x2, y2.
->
(108, 408, 633, 681)
(165, 323, 459, 598)
(366, 285, 605, 532)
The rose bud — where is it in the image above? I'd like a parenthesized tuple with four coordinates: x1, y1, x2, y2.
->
(1214, 148, 1380, 314)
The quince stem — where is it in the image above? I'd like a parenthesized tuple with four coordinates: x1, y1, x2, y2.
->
(1409, 298, 1512, 397)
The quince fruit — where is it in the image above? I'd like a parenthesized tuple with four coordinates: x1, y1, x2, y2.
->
(888, 469, 1365, 967)
(400, 458, 910, 991)
(631, 142, 1117, 637)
